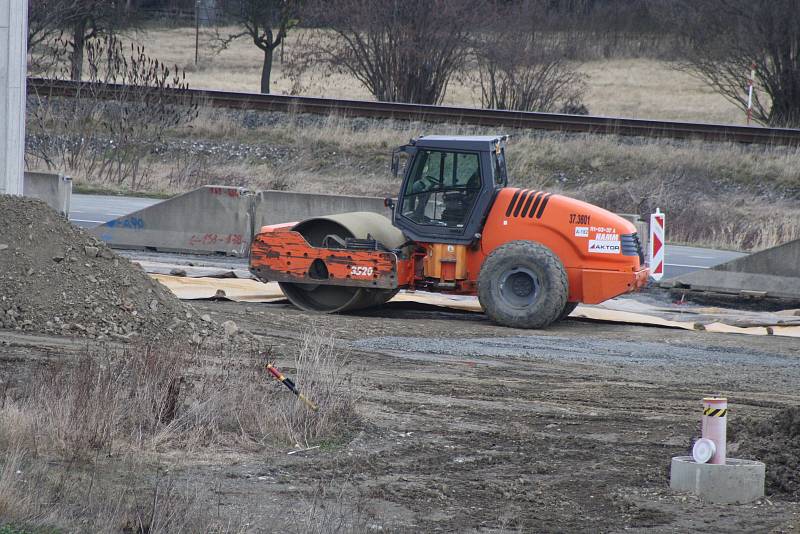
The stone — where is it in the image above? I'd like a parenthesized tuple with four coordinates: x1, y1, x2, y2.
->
(0, 244, 8, 251)
(200, 314, 212, 322)
(149, 299, 158, 311)
(670, 456, 765, 504)
(52, 255, 64, 263)
(100, 248, 115, 260)
(222, 320, 238, 337)
(169, 268, 187, 277)
(84, 245, 99, 257)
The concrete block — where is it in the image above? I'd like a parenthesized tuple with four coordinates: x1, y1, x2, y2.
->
(670, 456, 765, 504)
(663, 269, 800, 300)
(252, 190, 390, 229)
(92, 185, 251, 256)
(23, 171, 72, 217)
(714, 238, 800, 278)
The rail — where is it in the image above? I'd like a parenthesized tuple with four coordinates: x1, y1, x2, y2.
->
(26, 78, 800, 146)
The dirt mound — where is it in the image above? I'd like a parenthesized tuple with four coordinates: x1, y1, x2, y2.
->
(730, 406, 800, 499)
(0, 195, 231, 343)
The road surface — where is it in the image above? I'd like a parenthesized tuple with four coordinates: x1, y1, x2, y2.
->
(70, 194, 161, 228)
(662, 244, 746, 278)
(69, 193, 747, 278)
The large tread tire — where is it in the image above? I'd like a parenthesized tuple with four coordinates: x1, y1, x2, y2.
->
(477, 241, 568, 329)
(559, 301, 579, 321)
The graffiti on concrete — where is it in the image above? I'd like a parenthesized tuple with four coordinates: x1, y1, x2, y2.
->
(208, 187, 240, 197)
(106, 217, 144, 230)
(188, 233, 244, 247)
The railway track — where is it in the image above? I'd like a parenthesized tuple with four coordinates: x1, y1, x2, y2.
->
(27, 77, 800, 146)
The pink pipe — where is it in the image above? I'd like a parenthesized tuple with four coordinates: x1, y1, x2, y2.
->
(701, 397, 727, 465)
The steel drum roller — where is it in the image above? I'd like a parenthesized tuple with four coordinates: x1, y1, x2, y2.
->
(279, 212, 406, 313)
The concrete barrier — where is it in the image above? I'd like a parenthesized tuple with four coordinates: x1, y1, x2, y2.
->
(251, 190, 390, 229)
(662, 238, 800, 300)
(713, 239, 800, 278)
(92, 187, 391, 256)
(23, 171, 72, 217)
(94, 186, 657, 260)
(92, 185, 252, 256)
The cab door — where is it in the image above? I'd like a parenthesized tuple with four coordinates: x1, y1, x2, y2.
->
(395, 149, 492, 244)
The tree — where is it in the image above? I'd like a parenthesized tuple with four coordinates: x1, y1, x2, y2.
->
(298, 0, 476, 105)
(216, 0, 300, 94)
(669, 0, 800, 127)
(27, 0, 126, 80)
(474, 2, 587, 113)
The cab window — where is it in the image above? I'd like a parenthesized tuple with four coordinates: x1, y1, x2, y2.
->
(401, 150, 482, 228)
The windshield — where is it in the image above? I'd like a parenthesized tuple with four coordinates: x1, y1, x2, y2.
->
(401, 150, 482, 228)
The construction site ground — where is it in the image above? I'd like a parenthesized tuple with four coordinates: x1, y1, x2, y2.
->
(3, 298, 799, 532)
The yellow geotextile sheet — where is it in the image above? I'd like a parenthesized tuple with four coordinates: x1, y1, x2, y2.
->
(151, 275, 800, 338)
(151, 275, 286, 302)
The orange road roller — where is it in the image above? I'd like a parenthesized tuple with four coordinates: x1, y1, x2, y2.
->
(250, 135, 649, 328)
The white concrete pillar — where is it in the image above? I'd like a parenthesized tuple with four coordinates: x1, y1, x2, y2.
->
(0, 0, 28, 196)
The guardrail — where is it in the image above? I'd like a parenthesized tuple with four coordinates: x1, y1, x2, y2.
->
(27, 77, 800, 146)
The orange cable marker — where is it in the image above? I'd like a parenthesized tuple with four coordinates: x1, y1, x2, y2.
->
(266, 363, 319, 411)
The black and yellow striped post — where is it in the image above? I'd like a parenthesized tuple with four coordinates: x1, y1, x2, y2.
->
(266, 363, 319, 411)
(701, 397, 727, 464)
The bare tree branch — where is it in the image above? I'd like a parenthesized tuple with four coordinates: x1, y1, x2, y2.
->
(296, 0, 477, 105)
(472, 2, 587, 113)
(668, 0, 800, 127)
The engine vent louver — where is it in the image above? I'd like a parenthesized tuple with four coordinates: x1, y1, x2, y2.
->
(505, 189, 552, 219)
(621, 233, 645, 264)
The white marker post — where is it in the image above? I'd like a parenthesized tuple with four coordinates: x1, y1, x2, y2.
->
(746, 63, 756, 125)
(649, 208, 665, 281)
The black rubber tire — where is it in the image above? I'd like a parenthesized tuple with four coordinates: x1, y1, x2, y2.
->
(477, 241, 568, 329)
(559, 301, 579, 321)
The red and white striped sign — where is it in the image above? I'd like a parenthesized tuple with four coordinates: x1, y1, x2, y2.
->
(649, 208, 665, 280)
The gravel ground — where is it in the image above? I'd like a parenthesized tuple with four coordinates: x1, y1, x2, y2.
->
(1, 287, 798, 531)
(138, 300, 800, 532)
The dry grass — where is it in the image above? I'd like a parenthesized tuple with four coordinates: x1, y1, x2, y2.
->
(125, 26, 744, 123)
(29, 100, 799, 250)
(0, 328, 358, 531)
(230, 327, 360, 449)
(0, 333, 357, 455)
(580, 59, 742, 124)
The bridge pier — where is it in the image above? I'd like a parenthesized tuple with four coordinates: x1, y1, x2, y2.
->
(0, 0, 27, 195)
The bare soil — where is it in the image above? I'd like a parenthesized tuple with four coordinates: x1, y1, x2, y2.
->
(3, 298, 798, 532)
(731, 407, 800, 500)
